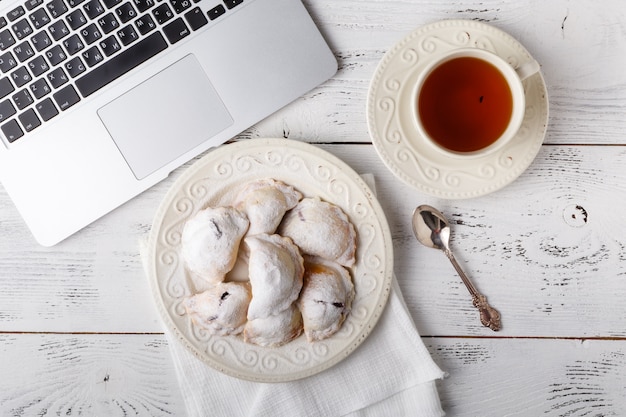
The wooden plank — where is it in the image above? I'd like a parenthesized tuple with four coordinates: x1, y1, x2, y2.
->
(2, 334, 625, 417)
(383, 147, 626, 337)
(370, 144, 626, 337)
(1, 144, 625, 337)
(426, 337, 626, 416)
(324, 144, 626, 337)
(0, 333, 185, 417)
(238, 0, 626, 145)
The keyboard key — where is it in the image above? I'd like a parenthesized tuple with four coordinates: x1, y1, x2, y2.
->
(2, 118, 23, 142)
(207, 4, 225, 21)
(81, 45, 103, 66)
(65, 56, 86, 77)
(75, 31, 166, 97)
(0, 29, 16, 50)
(25, 0, 44, 11)
(19, 108, 41, 132)
(29, 77, 51, 98)
(27, 55, 49, 77)
(163, 18, 189, 44)
(97, 13, 119, 34)
(0, 52, 17, 72)
(30, 30, 52, 51)
(66, 9, 88, 31)
(47, 67, 69, 88)
(133, 0, 154, 13)
(53, 84, 80, 110)
(49, 20, 70, 41)
(63, 33, 85, 55)
(83, 0, 105, 19)
(7, 6, 26, 22)
(67, 0, 87, 7)
(223, 0, 243, 10)
(0, 17, 7, 30)
(117, 25, 138, 46)
(170, 0, 192, 14)
(12, 18, 33, 40)
(13, 40, 34, 62)
(45, 45, 67, 66)
(152, 3, 173, 24)
(99, 35, 121, 56)
(12, 88, 34, 109)
(29, 8, 51, 30)
(47, 0, 68, 19)
(115, 2, 137, 23)
(0, 77, 14, 98)
(134, 14, 156, 35)
(102, 0, 122, 8)
(36, 97, 58, 120)
(10, 66, 31, 87)
(184, 7, 207, 31)
(0, 99, 17, 122)
(80, 23, 102, 44)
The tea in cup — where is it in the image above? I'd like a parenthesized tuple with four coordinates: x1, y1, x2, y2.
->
(415, 48, 539, 156)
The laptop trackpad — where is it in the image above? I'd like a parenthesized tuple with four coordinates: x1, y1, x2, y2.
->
(98, 54, 233, 180)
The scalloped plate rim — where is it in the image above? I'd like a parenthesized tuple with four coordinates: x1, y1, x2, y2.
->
(146, 138, 394, 382)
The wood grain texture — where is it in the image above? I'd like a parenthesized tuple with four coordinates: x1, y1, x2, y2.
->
(0, 334, 185, 417)
(3, 335, 624, 417)
(427, 338, 626, 416)
(320, 144, 626, 338)
(2, 0, 626, 415)
(239, 0, 626, 145)
(1, 144, 625, 335)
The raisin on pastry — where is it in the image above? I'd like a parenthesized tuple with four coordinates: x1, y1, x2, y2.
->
(183, 281, 252, 336)
(181, 206, 249, 284)
(298, 257, 354, 342)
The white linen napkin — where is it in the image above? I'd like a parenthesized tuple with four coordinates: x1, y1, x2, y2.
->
(140, 174, 446, 417)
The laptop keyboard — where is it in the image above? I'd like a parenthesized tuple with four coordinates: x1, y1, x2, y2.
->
(0, 0, 244, 143)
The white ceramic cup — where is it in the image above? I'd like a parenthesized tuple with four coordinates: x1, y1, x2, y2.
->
(413, 48, 540, 158)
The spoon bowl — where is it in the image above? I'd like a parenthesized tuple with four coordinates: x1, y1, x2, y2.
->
(411, 205, 450, 251)
(412, 205, 501, 331)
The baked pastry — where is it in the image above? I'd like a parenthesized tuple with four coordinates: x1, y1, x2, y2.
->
(278, 197, 357, 267)
(183, 282, 252, 336)
(245, 233, 304, 320)
(298, 257, 354, 342)
(234, 178, 302, 236)
(244, 304, 303, 347)
(181, 206, 249, 284)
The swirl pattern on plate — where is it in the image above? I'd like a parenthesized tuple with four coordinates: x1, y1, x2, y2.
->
(147, 139, 393, 382)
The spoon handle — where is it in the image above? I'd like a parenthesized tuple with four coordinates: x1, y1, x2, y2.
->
(445, 250, 502, 331)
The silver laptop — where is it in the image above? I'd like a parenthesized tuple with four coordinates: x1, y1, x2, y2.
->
(0, 0, 337, 246)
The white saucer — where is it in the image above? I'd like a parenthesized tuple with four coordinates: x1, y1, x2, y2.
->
(367, 19, 549, 199)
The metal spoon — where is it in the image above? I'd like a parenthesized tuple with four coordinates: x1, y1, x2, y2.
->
(412, 205, 501, 331)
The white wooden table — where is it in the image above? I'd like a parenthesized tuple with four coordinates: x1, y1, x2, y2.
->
(2, 1, 626, 415)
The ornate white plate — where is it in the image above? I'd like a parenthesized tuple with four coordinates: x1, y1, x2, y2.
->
(367, 19, 549, 198)
(147, 138, 393, 382)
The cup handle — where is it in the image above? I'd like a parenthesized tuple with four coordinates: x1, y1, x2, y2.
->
(515, 59, 541, 81)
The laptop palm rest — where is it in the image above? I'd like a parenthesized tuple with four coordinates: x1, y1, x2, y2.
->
(98, 54, 233, 180)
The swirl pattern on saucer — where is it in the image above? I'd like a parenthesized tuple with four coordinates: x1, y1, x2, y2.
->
(367, 19, 549, 198)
